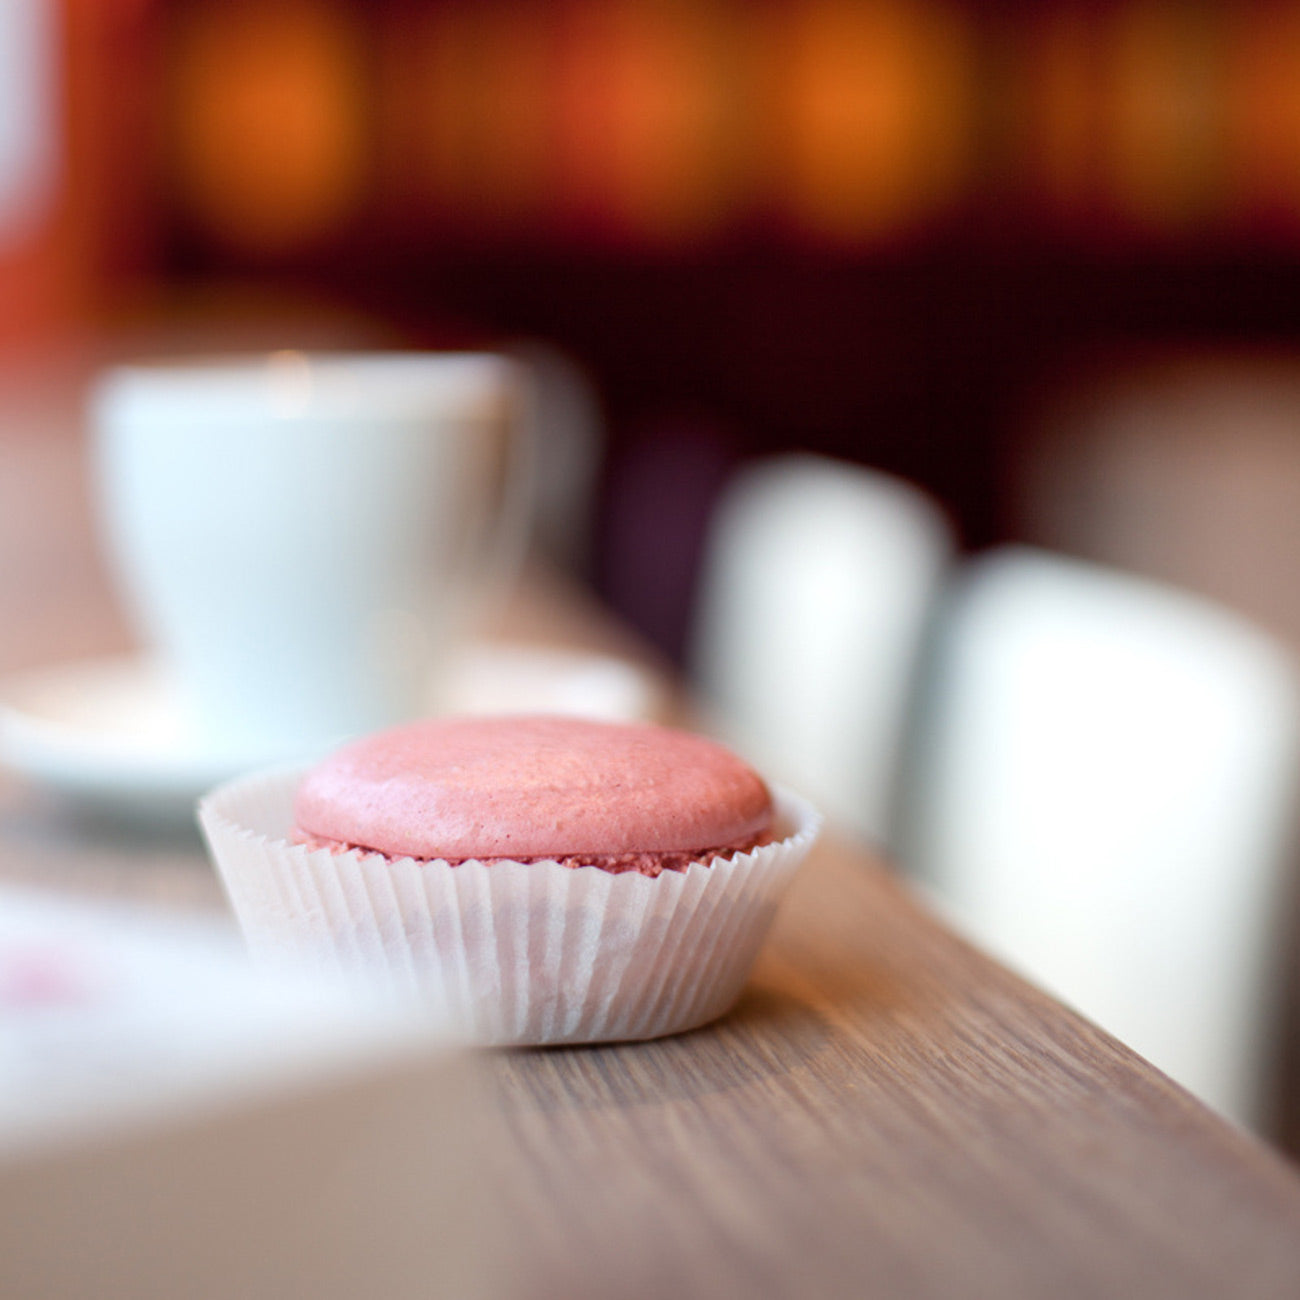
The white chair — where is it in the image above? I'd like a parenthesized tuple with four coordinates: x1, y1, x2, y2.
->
(692, 454, 953, 844)
(899, 547, 1300, 1128)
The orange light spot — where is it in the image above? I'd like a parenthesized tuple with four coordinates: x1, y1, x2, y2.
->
(1102, 2, 1224, 232)
(1224, 4, 1300, 229)
(554, 1, 746, 245)
(170, 0, 367, 255)
(764, 0, 975, 243)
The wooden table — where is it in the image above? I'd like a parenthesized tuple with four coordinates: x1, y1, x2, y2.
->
(4, 380, 1300, 1299)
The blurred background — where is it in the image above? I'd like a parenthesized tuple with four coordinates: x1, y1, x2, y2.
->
(8, 0, 1300, 1168)
(11, 0, 1300, 654)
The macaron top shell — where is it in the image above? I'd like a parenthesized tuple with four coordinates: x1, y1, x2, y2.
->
(293, 715, 773, 861)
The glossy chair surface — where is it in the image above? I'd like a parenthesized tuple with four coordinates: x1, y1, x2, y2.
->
(901, 547, 1300, 1128)
(693, 454, 953, 844)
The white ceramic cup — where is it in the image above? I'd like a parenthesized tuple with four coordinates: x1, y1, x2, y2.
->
(91, 351, 531, 761)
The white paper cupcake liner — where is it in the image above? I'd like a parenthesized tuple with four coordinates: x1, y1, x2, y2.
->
(198, 767, 820, 1046)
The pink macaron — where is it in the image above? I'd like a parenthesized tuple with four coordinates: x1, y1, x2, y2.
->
(199, 715, 820, 1045)
(292, 715, 774, 876)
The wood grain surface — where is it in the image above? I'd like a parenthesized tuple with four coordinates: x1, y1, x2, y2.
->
(4, 365, 1300, 1299)
(490, 837, 1300, 1298)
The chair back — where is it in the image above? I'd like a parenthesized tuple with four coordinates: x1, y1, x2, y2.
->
(900, 547, 1300, 1128)
(693, 454, 953, 843)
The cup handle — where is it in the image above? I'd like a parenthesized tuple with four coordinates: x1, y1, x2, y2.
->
(451, 360, 538, 625)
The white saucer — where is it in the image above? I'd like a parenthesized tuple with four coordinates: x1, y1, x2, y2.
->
(432, 639, 668, 724)
(0, 645, 667, 819)
(0, 658, 263, 819)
